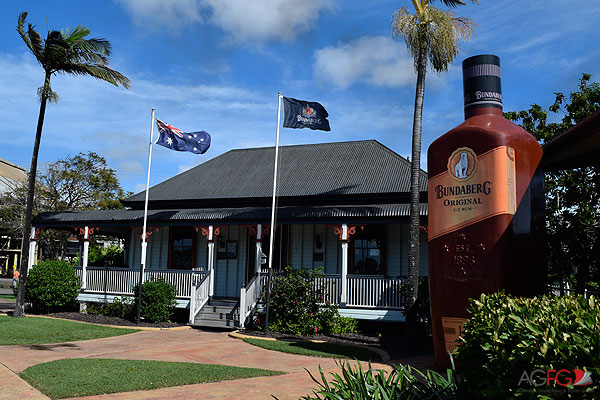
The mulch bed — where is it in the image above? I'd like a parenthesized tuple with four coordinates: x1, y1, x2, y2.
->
(240, 329, 380, 346)
(46, 312, 185, 328)
(238, 329, 433, 361)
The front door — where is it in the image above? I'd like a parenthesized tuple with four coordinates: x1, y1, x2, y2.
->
(213, 226, 245, 298)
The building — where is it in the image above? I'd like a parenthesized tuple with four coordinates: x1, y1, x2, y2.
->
(33, 140, 428, 327)
(0, 158, 27, 277)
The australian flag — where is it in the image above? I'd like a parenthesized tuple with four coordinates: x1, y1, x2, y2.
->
(155, 119, 211, 154)
(283, 97, 330, 131)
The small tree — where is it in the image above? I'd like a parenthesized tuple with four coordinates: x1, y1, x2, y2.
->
(0, 152, 131, 261)
(26, 260, 81, 313)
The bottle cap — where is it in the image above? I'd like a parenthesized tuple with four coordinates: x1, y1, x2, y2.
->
(462, 54, 502, 111)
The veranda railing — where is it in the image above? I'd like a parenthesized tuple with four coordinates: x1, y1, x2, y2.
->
(74, 267, 206, 298)
(258, 272, 405, 309)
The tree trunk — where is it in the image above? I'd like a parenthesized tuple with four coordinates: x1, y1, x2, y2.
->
(14, 75, 50, 318)
(405, 44, 427, 336)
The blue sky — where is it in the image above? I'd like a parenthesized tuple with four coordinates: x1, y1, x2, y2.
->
(1, 1, 599, 195)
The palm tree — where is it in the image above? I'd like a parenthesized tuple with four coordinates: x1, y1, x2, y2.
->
(14, 12, 130, 317)
(391, 1, 476, 333)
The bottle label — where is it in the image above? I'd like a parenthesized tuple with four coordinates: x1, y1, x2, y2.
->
(428, 146, 516, 240)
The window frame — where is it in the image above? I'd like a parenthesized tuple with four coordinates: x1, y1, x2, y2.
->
(167, 226, 197, 270)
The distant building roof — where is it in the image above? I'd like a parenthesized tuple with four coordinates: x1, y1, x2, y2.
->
(124, 140, 427, 209)
(0, 158, 26, 193)
(542, 110, 600, 171)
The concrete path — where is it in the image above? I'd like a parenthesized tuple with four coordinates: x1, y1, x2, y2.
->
(0, 364, 47, 400)
(0, 324, 433, 399)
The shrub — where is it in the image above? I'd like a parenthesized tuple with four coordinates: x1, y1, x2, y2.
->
(331, 315, 359, 335)
(85, 296, 134, 320)
(26, 260, 81, 313)
(88, 244, 124, 267)
(103, 296, 135, 319)
(454, 292, 600, 399)
(133, 277, 177, 323)
(302, 360, 456, 400)
(262, 267, 357, 336)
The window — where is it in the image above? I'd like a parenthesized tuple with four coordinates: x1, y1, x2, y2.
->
(350, 225, 385, 275)
(169, 227, 196, 270)
(353, 239, 382, 274)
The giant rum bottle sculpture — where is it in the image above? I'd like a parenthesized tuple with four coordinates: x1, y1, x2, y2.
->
(427, 54, 546, 369)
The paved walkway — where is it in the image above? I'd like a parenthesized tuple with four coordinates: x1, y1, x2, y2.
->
(0, 319, 433, 399)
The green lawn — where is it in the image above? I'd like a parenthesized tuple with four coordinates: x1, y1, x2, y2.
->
(20, 358, 284, 399)
(243, 338, 380, 361)
(0, 315, 138, 345)
(0, 294, 16, 301)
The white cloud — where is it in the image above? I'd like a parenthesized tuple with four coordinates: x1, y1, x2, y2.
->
(116, 0, 203, 29)
(0, 52, 280, 192)
(117, 0, 333, 42)
(313, 36, 415, 89)
(205, 0, 334, 43)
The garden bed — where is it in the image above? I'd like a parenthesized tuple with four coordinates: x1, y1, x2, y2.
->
(240, 329, 380, 347)
(238, 328, 433, 361)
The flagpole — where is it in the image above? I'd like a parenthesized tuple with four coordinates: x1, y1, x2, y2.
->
(137, 108, 155, 324)
(264, 92, 282, 333)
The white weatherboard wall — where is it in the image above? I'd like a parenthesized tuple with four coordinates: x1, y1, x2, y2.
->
(289, 224, 340, 274)
(289, 223, 428, 277)
(386, 223, 428, 277)
(128, 227, 208, 270)
(196, 233, 208, 270)
(214, 225, 247, 298)
(129, 227, 165, 269)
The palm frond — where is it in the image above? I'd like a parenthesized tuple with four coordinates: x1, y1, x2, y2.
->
(76, 38, 112, 57)
(431, 0, 479, 7)
(391, 6, 423, 62)
(59, 64, 131, 89)
(17, 13, 45, 64)
(27, 24, 45, 61)
(392, 5, 476, 73)
(61, 25, 90, 45)
(16, 12, 33, 51)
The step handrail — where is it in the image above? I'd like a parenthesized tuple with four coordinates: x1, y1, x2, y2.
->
(239, 273, 262, 328)
(189, 271, 211, 324)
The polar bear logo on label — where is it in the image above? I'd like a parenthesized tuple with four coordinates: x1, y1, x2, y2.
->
(454, 152, 469, 179)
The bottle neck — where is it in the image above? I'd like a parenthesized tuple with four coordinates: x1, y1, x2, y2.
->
(464, 106, 503, 120)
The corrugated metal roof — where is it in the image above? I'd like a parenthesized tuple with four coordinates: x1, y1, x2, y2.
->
(33, 203, 428, 226)
(0, 176, 20, 194)
(125, 140, 427, 205)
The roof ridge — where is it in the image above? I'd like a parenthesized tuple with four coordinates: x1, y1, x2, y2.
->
(227, 139, 379, 153)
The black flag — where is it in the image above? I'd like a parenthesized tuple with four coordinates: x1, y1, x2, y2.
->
(282, 97, 330, 131)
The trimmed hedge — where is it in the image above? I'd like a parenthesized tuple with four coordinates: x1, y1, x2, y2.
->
(454, 292, 600, 399)
(133, 277, 177, 323)
(26, 260, 81, 313)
